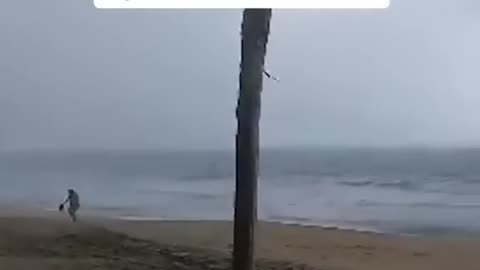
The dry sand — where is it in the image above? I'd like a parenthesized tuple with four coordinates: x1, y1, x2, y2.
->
(1, 209, 480, 270)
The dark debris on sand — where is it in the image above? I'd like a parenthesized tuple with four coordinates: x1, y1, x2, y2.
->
(0, 225, 320, 270)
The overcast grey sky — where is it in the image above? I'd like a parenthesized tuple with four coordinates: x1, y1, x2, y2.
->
(1, 1, 480, 150)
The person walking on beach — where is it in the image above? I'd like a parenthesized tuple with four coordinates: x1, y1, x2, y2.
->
(59, 189, 80, 222)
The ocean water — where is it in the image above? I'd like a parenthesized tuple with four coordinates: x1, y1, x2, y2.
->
(1, 148, 480, 235)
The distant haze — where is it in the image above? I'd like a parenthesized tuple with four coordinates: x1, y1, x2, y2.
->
(1, 0, 480, 151)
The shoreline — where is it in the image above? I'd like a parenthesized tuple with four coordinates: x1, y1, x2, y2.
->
(4, 201, 480, 240)
(14, 203, 480, 238)
(37, 203, 389, 235)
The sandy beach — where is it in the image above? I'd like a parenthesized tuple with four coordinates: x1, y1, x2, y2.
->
(1, 207, 480, 270)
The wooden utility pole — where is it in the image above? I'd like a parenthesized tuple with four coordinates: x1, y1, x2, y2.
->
(233, 8, 272, 270)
